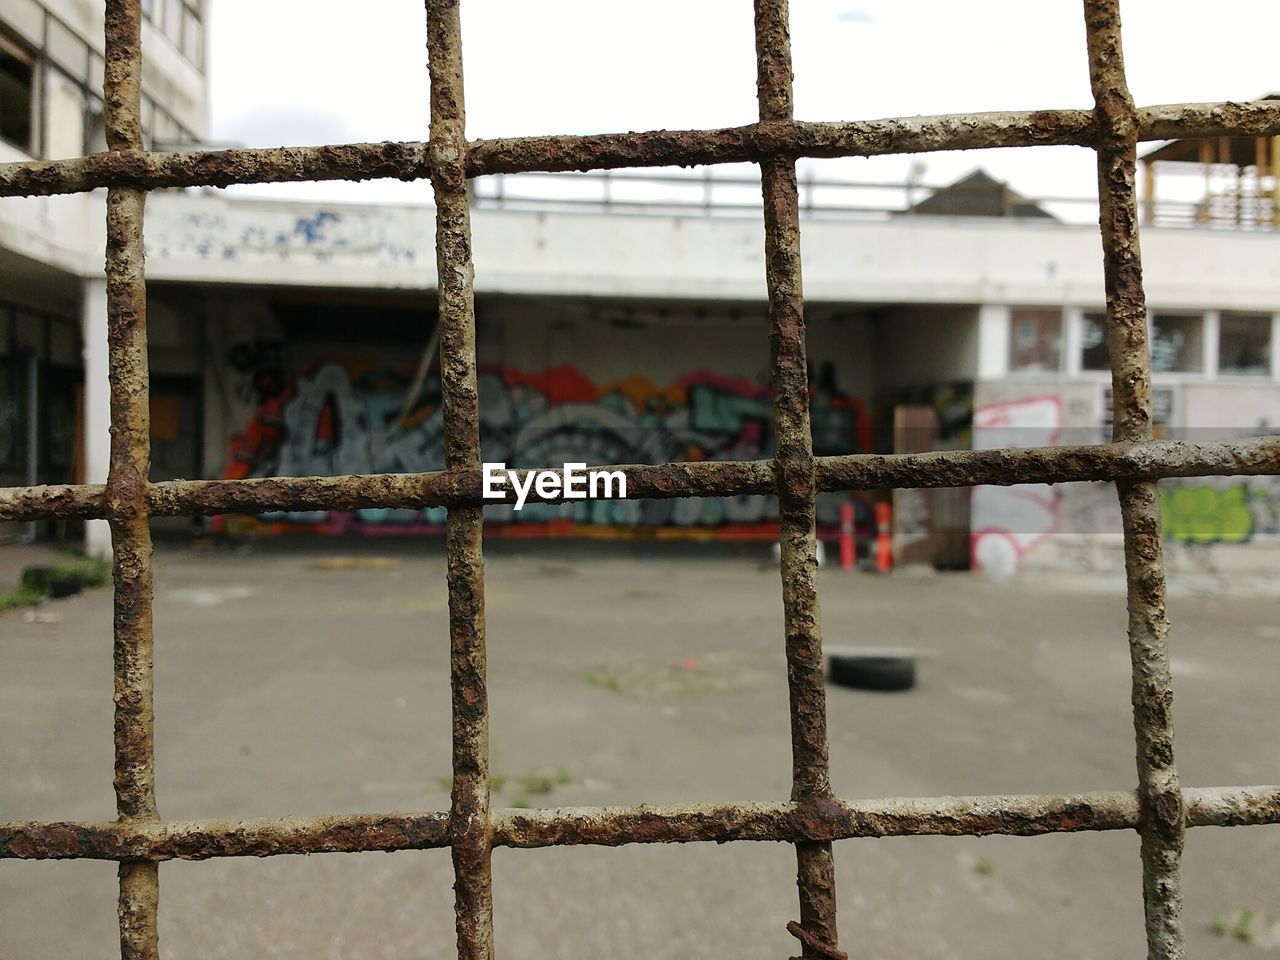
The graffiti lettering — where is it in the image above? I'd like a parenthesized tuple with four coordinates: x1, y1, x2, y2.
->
(1160, 484, 1256, 545)
(224, 353, 872, 537)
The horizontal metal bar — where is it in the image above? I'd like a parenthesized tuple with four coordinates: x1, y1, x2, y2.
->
(0, 141, 431, 198)
(468, 102, 1280, 176)
(3, 786, 1275, 862)
(0, 812, 452, 860)
(816, 435, 1280, 492)
(2, 100, 1278, 198)
(1, 436, 1276, 523)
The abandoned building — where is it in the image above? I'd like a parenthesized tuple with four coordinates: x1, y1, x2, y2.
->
(2, 0, 1279, 575)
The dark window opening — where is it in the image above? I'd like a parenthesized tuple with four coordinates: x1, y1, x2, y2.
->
(0, 31, 35, 153)
(1219, 312, 1272, 376)
(1081, 311, 1110, 371)
(1151, 313, 1204, 372)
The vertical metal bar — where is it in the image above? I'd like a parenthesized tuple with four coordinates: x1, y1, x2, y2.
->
(1084, 3, 1185, 958)
(753, 3, 840, 958)
(102, 1, 159, 957)
(426, 4, 493, 959)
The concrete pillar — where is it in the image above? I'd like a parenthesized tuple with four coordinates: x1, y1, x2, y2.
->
(82, 278, 112, 558)
(1063, 307, 1084, 377)
(976, 304, 1010, 379)
(1203, 310, 1220, 378)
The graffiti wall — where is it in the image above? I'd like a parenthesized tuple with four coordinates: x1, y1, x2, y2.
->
(971, 385, 1280, 576)
(970, 395, 1064, 576)
(221, 346, 872, 538)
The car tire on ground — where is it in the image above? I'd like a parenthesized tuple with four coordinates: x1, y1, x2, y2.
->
(828, 655, 916, 692)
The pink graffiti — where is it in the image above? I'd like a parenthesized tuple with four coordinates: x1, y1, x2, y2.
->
(970, 395, 1063, 576)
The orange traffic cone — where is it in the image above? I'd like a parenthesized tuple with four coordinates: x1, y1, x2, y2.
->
(875, 501, 892, 574)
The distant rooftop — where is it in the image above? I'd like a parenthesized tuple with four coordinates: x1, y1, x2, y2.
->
(902, 169, 1057, 220)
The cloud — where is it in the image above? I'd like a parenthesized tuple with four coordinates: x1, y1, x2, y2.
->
(835, 8, 873, 24)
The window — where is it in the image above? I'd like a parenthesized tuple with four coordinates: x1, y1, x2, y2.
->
(88, 53, 104, 96)
(181, 5, 204, 70)
(1150, 313, 1204, 373)
(45, 16, 89, 83)
(44, 68, 87, 161)
(155, 0, 204, 68)
(0, 31, 35, 153)
(1008, 307, 1062, 372)
(162, 0, 182, 40)
(1081, 311, 1110, 371)
(1219, 313, 1272, 376)
(85, 96, 106, 155)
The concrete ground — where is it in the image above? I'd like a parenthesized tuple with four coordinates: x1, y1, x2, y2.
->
(1, 538, 1278, 959)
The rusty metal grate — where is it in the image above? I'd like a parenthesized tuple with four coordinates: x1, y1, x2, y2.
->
(2, 2, 1280, 958)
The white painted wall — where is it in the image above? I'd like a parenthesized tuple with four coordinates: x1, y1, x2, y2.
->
(140, 193, 1280, 315)
(0, 144, 96, 277)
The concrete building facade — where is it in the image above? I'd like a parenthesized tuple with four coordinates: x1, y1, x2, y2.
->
(2, 2, 1278, 574)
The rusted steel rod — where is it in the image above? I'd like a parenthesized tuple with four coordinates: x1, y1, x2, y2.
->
(754, 2, 840, 956)
(0, 812, 453, 861)
(2, 436, 1278, 523)
(470, 101, 1280, 178)
(4, 786, 1275, 862)
(1086, 2, 1186, 958)
(4, 100, 1280, 197)
(427, 4, 495, 959)
(102, 2, 160, 959)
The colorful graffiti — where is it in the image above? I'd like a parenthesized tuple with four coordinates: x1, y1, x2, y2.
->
(1160, 483, 1279, 545)
(970, 391, 1280, 574)
(222, 349, 872, 537)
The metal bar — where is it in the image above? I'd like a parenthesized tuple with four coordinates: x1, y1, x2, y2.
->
(5, 100, 1280, 197)
(5, 785, 1277, 862)
(426, 4, 494, 959)
(102, 2, 160, 959)
(4, 435, 1280, 522)
(753, 3, 840, 957)
(1085, 2, 1185, 958)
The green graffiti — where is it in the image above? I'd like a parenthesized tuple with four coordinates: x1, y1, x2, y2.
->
(1160, 485, 1254, 545)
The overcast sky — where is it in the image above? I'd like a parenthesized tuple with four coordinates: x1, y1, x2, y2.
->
(207, 1, 1280, 208)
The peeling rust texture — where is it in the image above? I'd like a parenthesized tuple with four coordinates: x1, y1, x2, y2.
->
(8, 102, 1280, 197)
(4, 437, 1280, 523)
(428, 4, 494, 960)
(0, 812, 453, 861)
(0, 794, 1145, 861)
(6, 786, 1280, 862)
(1085, 2, 1185, 958)
(102, 3, 160, 960)
(0, 142, 428, 197)
(753, 2, 839, 956)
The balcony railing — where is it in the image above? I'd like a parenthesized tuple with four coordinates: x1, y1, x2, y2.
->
(469, 167, 1278, 230)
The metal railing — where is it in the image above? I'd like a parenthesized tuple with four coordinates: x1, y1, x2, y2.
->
(468, 168, 1109, 222)
(2, 2, 1280, 958)
(470, 169, 1277, 228)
